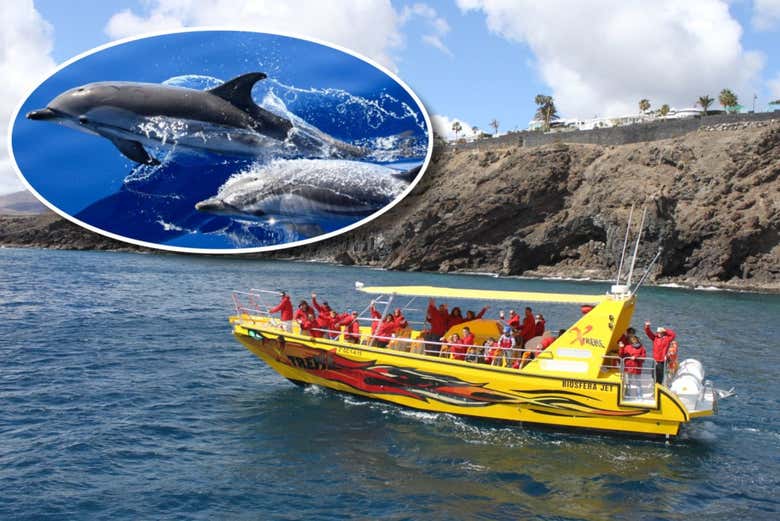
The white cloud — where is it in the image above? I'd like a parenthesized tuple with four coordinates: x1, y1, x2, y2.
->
(459, 0, 764, 118)
(105, 0, 403, 70)
(401, 3, 453, 57)
(432, 114, 480, 140)
(0, 0, 57, 194)
(753, 0, 780, 30)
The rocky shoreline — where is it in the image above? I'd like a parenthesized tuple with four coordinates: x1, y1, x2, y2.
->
(1, 120, 778, 292)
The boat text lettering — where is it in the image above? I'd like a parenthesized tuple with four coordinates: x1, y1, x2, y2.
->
(562, 379, 613, 392)
(287, 354, 334, 370)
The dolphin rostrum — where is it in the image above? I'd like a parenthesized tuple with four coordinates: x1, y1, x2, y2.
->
(194, 159, 421, 223)
(26, 72, 364, 165)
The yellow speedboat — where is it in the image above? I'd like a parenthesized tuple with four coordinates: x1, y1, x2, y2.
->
(229, 283, 733, 438)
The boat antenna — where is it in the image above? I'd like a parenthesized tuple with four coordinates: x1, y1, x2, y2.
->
(625, 204, 648, 289)
(631, 247, 663, 295)
(615, 204, 635, 285)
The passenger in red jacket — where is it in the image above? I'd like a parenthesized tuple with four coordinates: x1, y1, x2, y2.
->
(448, 307, 465, 329)
(393, 308, 408, 329)
(315, 311, 335, 337)
(374, 314, 404, 347)
(619, 335, 646, 374)
(534, 314, 546, 337)
(341, 311, 362, 343)
(461, 326, 475, 349)
(268, 291, 293, 329)
(425, 299, 449, 354)
(369, 302, 382, 335)
(520, 307, 536, 342)
(644, 321, 676, 385)
(448, 333, 468, 360)
(619, 335, 647, 398)
(299, 312, 322, 338)
(310, 293, 331, 316)
(464, 306, 488, 321)
(294, 300, 311, 324)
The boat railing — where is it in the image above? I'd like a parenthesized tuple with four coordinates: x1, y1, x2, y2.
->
(231, 290, 277, 320)
(294, 326, 557, 369)
(602, 355, 658, 401)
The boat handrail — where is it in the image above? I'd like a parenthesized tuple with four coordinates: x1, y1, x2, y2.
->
(284, 325, 561, 368)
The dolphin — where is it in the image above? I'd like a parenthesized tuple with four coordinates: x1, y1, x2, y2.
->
(194, 159, 421, 223)
(26, 72, 364, 165)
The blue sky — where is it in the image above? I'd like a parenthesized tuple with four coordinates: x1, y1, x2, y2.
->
(2, 0, 780, 193)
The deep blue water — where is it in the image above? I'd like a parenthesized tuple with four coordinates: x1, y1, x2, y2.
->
(11, 31, 428, 250)
(1, 248, 778, 520)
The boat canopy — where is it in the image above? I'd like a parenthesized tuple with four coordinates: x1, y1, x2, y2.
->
(356, 285, 607, 305)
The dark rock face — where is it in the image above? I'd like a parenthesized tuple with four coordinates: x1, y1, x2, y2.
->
(1, 122, 777, 291)
(0, 213, 142, 252)
(295, 122, 780, 290)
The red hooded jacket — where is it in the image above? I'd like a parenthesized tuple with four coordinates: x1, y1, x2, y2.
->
(269, 295, 293, 321)
(520, 311, 536, 341)
(619, 341, 647, 374)
(645, 326, 676, 362)
(427, 301, 449, 336)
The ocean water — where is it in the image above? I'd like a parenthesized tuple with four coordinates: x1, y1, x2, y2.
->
(0, 248, 778, 520)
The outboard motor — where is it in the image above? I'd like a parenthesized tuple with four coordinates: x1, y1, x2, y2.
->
(669, 359, 705, 411)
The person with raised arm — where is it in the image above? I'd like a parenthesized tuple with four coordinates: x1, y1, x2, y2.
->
(310, 292, 332, 316)
(644, 321, 676, 385)
(425, 298, 449, 355)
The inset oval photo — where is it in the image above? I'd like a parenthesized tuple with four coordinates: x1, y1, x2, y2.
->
(10, 29, 432, 252)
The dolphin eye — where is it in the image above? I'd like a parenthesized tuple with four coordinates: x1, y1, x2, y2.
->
(78, 115, 88, 124)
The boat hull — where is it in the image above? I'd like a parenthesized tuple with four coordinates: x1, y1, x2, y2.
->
(233, 323, 690, 437)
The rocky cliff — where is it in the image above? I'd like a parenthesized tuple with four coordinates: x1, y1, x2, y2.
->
(1, 121, 778, 290)
(0, 212, 143, 252)
(295, 120, 780, 290)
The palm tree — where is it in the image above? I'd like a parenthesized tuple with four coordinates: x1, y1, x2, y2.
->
(719, 89, 738, 113)
(451, 121, 462, 140)
(639, 99, 651, 113)
(471, 126, 479, 139)
(534, 94, 559, 131)
(697, 95, 714, 116)
(489, 119, 499, 135)
(658, 104, 670, 117)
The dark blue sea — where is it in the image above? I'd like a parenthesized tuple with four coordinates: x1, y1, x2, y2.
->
(1, 248, 778, 520)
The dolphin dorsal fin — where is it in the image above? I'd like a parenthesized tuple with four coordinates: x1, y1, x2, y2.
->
(207, 72, 268, 110)
(207, 72, 293, 140)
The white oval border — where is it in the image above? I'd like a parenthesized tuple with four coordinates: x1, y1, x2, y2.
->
(6, 27, 433, 255)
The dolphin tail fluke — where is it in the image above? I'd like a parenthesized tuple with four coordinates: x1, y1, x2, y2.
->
(207, 72, 293, 140)
(391, 164, 423, 184)
(109, 137, 159, 165)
